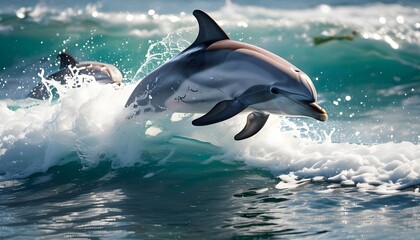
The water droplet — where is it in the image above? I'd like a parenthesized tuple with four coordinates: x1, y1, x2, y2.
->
(396, 15, 404, 24)
(148, 9, 155, 16)
(379, 17, 387, 24)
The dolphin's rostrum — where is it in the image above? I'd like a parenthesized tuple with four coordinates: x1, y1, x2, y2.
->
(126, 10, 327, 140)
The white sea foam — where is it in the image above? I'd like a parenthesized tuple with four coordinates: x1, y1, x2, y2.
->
(163, 113, 419, 194)
(4, 2, 420, 48)
(1, 86, 419, 194)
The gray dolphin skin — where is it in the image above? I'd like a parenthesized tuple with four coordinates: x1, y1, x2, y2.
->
(126, 10, 327, 140)
(28, 53, 123, 100)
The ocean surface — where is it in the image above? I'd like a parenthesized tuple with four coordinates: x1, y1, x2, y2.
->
(1, 0, 419, 239)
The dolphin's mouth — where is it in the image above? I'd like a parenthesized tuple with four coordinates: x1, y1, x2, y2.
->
(282, 93, 328, 122)
(307, 102, 328, 121)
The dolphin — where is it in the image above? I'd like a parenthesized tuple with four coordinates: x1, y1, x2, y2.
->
(126, 10, 327, 140)
(28, 53, 123, 100)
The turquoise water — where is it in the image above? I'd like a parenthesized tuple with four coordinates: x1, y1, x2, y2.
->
(1, 0, 419, 239)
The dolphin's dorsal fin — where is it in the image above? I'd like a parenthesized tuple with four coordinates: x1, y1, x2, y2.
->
(58, 53, 78, 69)
(187, 10, 230, 50)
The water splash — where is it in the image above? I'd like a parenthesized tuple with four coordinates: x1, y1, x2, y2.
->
(0, 2, 419, 195)
(132, 28, 193, 82)
(37, 65, 96, 102)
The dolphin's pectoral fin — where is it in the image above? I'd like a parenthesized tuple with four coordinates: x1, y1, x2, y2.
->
(192, 99, 247, 126)
(234, 112, 269, 141)
(58, 53, 78, 69)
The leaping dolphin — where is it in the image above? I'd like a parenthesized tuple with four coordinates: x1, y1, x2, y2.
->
(28, 53, 123, 100)
(126, 10, 327, 140)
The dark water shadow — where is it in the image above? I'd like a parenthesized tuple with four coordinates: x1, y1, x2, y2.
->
(0, 153, 418, 239)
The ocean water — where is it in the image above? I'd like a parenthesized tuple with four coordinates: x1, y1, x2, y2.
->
(1, 0, 419, 239)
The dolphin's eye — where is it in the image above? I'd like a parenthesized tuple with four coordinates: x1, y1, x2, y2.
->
(294, 69, 300, 72)
(270, 87, 281, 94)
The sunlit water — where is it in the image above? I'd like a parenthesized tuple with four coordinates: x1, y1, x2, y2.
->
(1, 0, 419, 239)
